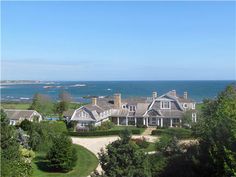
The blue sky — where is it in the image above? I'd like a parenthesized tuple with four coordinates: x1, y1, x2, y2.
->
(1, 1, 236, 81)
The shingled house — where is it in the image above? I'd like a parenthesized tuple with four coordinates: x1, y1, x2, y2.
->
(4, 109, 42, 125)
(70, 90, 196, 128)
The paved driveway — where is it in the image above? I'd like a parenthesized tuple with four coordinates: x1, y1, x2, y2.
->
(72, 135, 158, 157)
(72, 135, 158, 175)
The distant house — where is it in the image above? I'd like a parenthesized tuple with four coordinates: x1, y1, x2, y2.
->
(70, 90, 196, 128)
(4, 109, 42, 125)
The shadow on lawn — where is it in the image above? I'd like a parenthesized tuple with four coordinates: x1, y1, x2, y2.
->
(35, 155, 67, 173)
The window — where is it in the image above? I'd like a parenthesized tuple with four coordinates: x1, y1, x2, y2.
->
(192, 113, 197, 122)
(122, 105, 126, 109)
(161, 101, 171, 109)
(129, 105, 136, 112)
(183, 103, 188, 108)
(192, 104, 195, 109)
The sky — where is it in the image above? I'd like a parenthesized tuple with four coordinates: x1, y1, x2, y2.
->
(1, 1, 236, 81)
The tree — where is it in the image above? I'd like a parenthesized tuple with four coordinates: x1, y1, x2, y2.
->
(19, 119, 32, 131)
(192, 85, 236, 177)
(46, 133, 77, 172)
(1, 109, 32, 177)
(55, 91, 72, 118)
(30, 93, 54, 116)
(156, 135, 181, 156)
(93, 129, 151, 177)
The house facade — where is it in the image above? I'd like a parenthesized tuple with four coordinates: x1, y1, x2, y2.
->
(4, 109, 42, 125)
(70, 90, 196, 128)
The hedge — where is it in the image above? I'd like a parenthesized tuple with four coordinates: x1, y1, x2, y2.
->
(151, 128, 192, 139)
(68, 129, 142, 137)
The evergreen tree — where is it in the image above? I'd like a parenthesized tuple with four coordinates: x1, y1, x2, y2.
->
(1, 109, 32, 177)
(46, 133, 77, 172)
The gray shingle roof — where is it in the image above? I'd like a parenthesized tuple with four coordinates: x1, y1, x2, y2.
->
(4, 109, 36, 120)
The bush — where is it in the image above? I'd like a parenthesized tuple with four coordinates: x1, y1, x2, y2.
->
(68, 129, 142, 136)
(46, 133, 77, 172)
(132, 137, 149, 149)
(28, 121, 67, 152)
(151, 128, 192, 139)
(96, 121, 115, 130)
(136, 124, 147, 128)
(19, 119, 32, 131)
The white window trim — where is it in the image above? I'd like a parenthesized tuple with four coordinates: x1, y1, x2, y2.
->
(192, 103, 196, 109)
(183, 103, 188, 108)
(160, 101, 171, 109)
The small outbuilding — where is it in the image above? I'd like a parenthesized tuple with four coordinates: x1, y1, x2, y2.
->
(4, 109, 42, 125)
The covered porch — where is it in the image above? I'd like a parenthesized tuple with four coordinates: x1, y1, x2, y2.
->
(110, 116, 182, 127)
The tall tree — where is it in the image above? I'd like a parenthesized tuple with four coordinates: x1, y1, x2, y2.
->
(193, 85, 236, 177)
(55, 91, 72, 118)
(30, 93, 54, 116)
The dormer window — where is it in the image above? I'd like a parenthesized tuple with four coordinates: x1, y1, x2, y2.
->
(161, 101, 171, 109)
(129, 105, 136, 112)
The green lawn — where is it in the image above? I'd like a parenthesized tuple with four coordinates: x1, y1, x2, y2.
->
(196, 103, 203, 111)
(1, 102, 31, 110)
(143, 142, 156, 152)
(32, 144, 98, 177)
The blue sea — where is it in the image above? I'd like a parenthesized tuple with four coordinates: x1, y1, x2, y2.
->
(1, 81, 235, 103)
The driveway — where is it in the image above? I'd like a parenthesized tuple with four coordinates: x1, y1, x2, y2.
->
(72, 135, 158, 175)
(72, 135, 158, 157)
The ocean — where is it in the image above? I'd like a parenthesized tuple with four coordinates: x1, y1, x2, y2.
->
(1, 81, 235, 103)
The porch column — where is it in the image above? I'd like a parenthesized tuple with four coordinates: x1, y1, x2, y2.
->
(170, 118, 173, 127)
(117, 117, 120, 125)
(157, 118, 160, 126)
(126, 117, 128, 126)
(134, 117, 137, 126)
(179, 118, 182, 127)
(146, 118, 149, 127)
(143, 117, 145, 125)
(160, 118, 163, 127)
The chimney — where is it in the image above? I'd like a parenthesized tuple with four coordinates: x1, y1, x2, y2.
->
(171, 90, 176, 97)
(152, 91, 157, 99)
(92, 97, 97, 105)
(114, 93, 121, 109)
(184, 92, 188, 99)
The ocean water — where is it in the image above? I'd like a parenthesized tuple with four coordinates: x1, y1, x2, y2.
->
(1, 81, 235, 103)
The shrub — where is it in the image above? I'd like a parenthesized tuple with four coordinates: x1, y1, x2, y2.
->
(97, 121, 115, 130)
(136, 124, 147, 128)
(151, 128, 192, 139)
(46, 133, 77, 172)
(68, 129, 142, 136)
(19, 119, 32, 131)
(132, 137, 149, 149)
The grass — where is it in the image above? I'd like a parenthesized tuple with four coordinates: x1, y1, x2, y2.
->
(196, 103, 203, 111)
(32, 144, 98, 177)
(143, 142, 156, 152)
(1, 102, 31, 110)
(151, 128, 193, 139)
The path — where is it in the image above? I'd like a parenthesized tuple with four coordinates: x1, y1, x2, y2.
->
(142, 127, 156, 135)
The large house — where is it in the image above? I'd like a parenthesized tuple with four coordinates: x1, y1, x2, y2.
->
(70, 90, 197, 128)
(4, 109, 42, 125)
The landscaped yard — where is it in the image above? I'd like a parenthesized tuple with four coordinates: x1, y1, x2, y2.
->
(32, 144, 98, 177)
